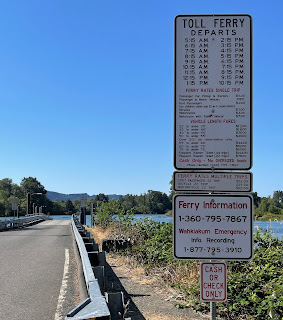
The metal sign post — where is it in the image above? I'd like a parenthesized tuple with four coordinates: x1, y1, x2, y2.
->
(12, 203, 17, 217)
(173, 14, 253, 319)
(210, 302, 216, 320)
(80, 196, 87, 225)
(91, 203, 95, 227)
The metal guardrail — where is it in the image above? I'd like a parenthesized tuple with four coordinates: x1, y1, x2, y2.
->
(67, 216, 131, 320)
(0, 214, 52, 230)
(66, 216, 111, 320)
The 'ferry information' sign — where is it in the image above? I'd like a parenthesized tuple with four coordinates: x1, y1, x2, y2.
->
(174, 15, 252, 170)
(173, 194, 253, 260)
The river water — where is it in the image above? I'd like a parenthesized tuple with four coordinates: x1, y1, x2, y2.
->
(49, 214, 283, 239)
(1, 214, 282, 239)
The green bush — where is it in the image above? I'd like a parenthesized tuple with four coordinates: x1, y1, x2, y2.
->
(189, 229, 283, 319)
(224, 230, 283, 320)
(115, 217, 174, 266)
(268, 205, 282, 215)
(133, 219, 173, 265)
(108, 215, 283, 320)
(94, 202, 114, 228)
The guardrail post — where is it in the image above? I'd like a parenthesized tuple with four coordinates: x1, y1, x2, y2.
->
(92, 266, 105, 293)
(106, 292, 125, 320)
(82, 238, 100, 252)
(88, 251, 106, 267)
(91, 241, 99, 251)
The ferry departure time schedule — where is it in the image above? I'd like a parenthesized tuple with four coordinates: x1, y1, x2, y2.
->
(174, 15, 252, 170)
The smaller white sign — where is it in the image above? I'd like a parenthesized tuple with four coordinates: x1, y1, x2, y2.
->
(201, 262, 227, 302)
(12, 203, 18, 210)
(174, 171, 252, 192)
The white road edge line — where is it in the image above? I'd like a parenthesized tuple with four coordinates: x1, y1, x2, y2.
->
(54, 248, 70, 320)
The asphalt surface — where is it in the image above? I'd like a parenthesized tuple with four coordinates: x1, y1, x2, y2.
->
(0, 220, 79, 320)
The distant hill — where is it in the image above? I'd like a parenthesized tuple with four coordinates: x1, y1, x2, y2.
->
(47, 191, 122, 202)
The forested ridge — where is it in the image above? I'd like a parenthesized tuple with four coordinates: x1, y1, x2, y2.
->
(46, 191, 122, 202)
(0, 177, 172, 216)
(0, 176, 283, 220)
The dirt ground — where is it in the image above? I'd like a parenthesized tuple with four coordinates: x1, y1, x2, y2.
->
(87, 226, 210, 320)
(105, 254, 209, 320)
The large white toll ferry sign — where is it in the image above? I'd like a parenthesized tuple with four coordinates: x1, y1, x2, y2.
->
(173, 194, 253, 260)
(174, 15, 252, 170)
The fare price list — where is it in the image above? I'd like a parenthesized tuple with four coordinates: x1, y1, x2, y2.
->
(173, 194, 253, 260)
(175, 15, 252, 170)
(174, 171, 252, 192)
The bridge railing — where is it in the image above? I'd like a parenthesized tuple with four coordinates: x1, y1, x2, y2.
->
(0, 214, 52, 230)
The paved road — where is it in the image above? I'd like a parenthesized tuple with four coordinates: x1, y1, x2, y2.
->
(0, 220, 79, 320)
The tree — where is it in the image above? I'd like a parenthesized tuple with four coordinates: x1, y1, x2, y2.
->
(51, 200, 65, 215)
(0, 178, 26, 216)
(135, 193, 148, 214)
(0, 202, 5, 216)
(272, 191, 283, 208)
(0, 178, 13, 195)
(254, 197, 270, 217)
(20, 177, 47, 194)
(145, 190, 171, 214)
(65, 199, 75, 214)
(121, 194, 137, 212)
(107, 198, 124, 215)
(251, 192, 261, 208)
(0, 190, 11, 216)
(11, 184, 24, 199)
(268, 205, 281, 215)
(72, 199, 81, 212)
(95, 193, 109, 203)
(20, 177, 48, 212)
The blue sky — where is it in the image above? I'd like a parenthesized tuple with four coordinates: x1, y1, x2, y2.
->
(0, 0, 282, 197)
